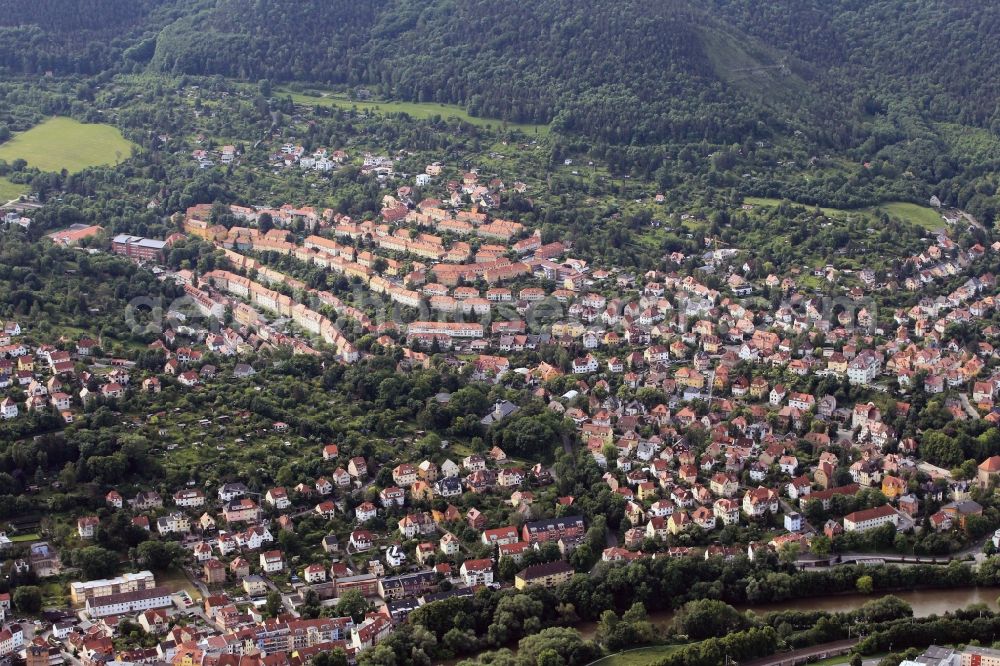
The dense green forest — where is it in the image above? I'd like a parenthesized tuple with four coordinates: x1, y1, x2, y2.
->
(2, 0, 1000, 151)
(0, 0, 188, 75)
(147, 0, 781, 144)
(709, 0, 1000, 131)
(143, 0, 1000, 146)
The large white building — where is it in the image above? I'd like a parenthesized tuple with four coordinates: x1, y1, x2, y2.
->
(843, 504, 898, 532)
(847, 351, 882, 386)
(85, 586, 172, 618)
(0, 624, 23, 657)
(407, 322, 484, 338)
(460, 559, 494, 587)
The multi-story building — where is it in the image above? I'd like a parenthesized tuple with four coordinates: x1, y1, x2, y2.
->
(85, 586, 172, 618)
(0, 624, 23, 657)
(481, 526, 519, 547)
(156, 513, 191, 535)
(111, 235, 169, 262)
(351, 615, 392, 652)
(334, 573, 379, 597)
(218, 482, 249, 502)
(377, 571, 437, 600)
(259, 550, 284, 573)
(843, 505, 899, 532)
(961, 646, 1000, 666)
(407, 322, 484, 338)
(514, 561, 575, 590)
(460, 559, 494, 587)
(521, 516, 586, 544)
(173, 489, 206, 508)
(223, 498, 261, 523)
(848, 351, 882, 386)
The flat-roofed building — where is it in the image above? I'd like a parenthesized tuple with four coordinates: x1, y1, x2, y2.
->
(70, 571, 157, 605)
(111, 234, 169, 262)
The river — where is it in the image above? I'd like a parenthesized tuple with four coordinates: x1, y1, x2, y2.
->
(576, 586, 1000, 639)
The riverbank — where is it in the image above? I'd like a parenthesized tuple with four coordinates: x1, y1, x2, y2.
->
(576, 586, 1000, 640)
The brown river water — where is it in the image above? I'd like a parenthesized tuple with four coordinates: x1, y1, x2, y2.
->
(438, 587, 1000, 664)
(575, 586, 1000, 639)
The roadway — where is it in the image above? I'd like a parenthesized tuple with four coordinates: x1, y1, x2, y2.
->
(959, 393, 981, 420)
(741, 638, 859, 666)
(798, 533, 991, 568)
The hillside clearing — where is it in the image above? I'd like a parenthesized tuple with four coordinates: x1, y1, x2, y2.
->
(744, 197, 945, 231)
(744, 197, 858, 219)
(0, 117, 135, 173)
(867, 202, 946, 231)
(279, 89, 550, 136)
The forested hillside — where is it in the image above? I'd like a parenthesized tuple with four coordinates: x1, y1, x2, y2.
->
(710, 0, 1000, 130)
(0, 0, 185, 75)
(2, 0, 999, 149)
(149, 0, 812, 145)
(144, 0, 1000, 146)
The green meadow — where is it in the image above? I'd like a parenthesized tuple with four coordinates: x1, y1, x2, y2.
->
(867, 201, 946, 231)
(0, 179, 26, 202)
(279, 88, 550, 136)
(587, 645, 682, 666)
(744, 197, 946, 231)
(0, 117, 135, 173)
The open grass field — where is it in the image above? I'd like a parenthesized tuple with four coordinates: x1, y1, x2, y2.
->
(866, 201, 946, 231)
(744, 196, 854, 218)
(588, 646, 682, 666)
(158, 567, 203, 602)
(10, 532, 39, 542)
(0, 117, 134, 173)
(279, 88, 550, 136)
(0, 178, 26, 201)
(744, 197, 945, 232)
(42, 581, 68, 608)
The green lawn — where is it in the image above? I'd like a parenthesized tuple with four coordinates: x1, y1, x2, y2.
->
(157, 567, 203, 602)
(744, 197, 945, 231)
(744, 196, 860, 219)
(589, 646, 682, 666)
(42, 581, 67, 608)
(279, 88, 550, 136)
(0, 117, 135, 173)
(865, 201, 946, 231)
(10, 532, 39, 542)
(0, 178, 26, 202)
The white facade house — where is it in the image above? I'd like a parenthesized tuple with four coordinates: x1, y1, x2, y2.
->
(173, 489, 206, 508)
(843, 505, 899, 532)
(0, 398, 18, 420)
(848, 352, 882, 386)
(85, 587, 173, 618)
(460, 559, 494, 587)
(260, 551, 284, 573)
(0, 624, 23, 657)
(218, 483, 248, 502)
(157, 513, 191, 535)
(784, 512, 802, 532)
